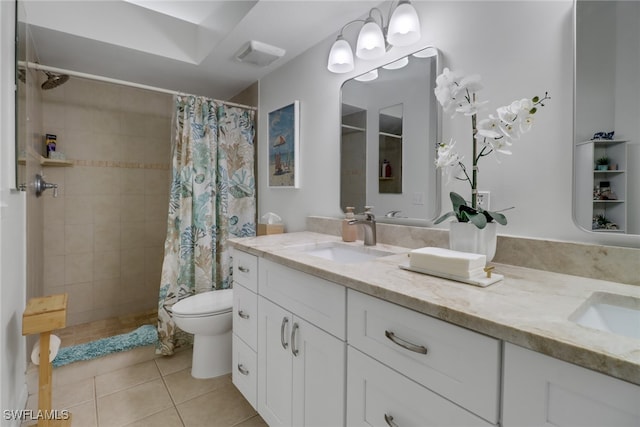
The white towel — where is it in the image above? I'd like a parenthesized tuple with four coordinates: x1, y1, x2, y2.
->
(409, 247, 486, 278)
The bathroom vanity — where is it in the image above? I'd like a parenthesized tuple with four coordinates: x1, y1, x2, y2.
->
(229, 232, 640, 426)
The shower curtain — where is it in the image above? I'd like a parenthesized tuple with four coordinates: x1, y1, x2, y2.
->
(157, 95, 256, 355)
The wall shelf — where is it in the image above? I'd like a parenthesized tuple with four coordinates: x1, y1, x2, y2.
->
(40, 156, 73, 167)
(576, 139, 628, 233)
(18, 156, 73, 167)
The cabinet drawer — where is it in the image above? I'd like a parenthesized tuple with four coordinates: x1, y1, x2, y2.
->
(233, 249, 258, 292)
(259, 258, 346, 340)
(233, 283, 257, 351)
(232, 334, 257, 410)
(503, 343, 640, 427)
(347, 290, 500, 423)
(347, 347, 493, 427)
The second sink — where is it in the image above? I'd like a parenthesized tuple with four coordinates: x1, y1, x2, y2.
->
(570, 292, 640, 340)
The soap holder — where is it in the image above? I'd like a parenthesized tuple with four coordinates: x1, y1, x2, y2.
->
(399, 262, 503, 287)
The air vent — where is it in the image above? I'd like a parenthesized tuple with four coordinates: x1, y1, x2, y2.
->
(235, 40, 286, 67)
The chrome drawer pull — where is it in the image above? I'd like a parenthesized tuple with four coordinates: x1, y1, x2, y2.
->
(384, 330, 428, 355)
(384, 414, 398, 427)
(238, 266, 250, 273)
(237, 364, 249, 376)
(281, 317, 289, 349)
(291, 323, 300, 356)
(238, 310, 250, 319)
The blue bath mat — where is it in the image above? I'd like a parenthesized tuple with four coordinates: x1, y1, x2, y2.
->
(52, 324, 158, 368)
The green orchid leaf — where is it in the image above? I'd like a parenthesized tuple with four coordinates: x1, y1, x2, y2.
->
(449, 191, 468, 215)
(469, 212, 488, 228)
(486, 210, 508, 225)
(434, 210, 456, 224)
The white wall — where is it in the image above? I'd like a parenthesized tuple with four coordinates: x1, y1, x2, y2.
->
(259, 0, 640, 247)
(0, 0, 28, 424)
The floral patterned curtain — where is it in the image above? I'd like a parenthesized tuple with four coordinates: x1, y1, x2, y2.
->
(157, 95, 256, 355)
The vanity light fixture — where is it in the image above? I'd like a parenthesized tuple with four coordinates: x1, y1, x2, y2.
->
(327, 0, 421, 73)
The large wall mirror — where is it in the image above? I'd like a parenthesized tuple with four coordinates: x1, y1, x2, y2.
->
(574, 1, 640, 236)
(340, 47, 441, 225)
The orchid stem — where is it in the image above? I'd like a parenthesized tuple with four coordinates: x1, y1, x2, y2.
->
(471, 106, 478, 209)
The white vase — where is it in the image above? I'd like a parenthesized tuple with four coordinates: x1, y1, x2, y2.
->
(449, 222, 497, 262)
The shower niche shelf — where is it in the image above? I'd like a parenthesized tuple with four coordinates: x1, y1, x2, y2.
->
(40, 156, 73, 167)
(19, 156, 74, 167)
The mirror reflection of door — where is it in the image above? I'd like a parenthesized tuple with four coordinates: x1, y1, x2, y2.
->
(341, 104, 367, 212)
(378, 104, 402, 194)
(16, 2, 27, 189)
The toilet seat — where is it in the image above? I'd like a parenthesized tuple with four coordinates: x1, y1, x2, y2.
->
(172, 289, 233, 317)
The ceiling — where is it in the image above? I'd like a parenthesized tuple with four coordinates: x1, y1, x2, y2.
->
(21, 0, 382, 100)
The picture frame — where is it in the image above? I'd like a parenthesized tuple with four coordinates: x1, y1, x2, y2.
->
(268, 100, 299, 188)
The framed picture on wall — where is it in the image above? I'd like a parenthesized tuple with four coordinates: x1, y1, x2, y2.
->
(268, 100, 299, 188)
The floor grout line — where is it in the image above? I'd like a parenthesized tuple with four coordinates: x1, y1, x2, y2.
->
(155, 358, 187, 427)
(92, 376, 99, 427)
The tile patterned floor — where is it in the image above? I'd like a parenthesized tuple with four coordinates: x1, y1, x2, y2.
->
(25, 313, 266, 427)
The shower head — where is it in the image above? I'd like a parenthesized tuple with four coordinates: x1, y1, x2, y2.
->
(41, 71, 69, 90)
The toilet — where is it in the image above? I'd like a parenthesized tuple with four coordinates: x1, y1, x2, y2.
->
(171, 289, 233, 379)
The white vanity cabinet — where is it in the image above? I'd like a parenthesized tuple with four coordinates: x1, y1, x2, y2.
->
(502, 343, 640, 427)
(232, 250, 259, 409)
(257, 258, 347, 427)
(347, 290, 500, 426)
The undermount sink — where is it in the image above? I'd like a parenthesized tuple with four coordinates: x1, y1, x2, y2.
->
(301, 242, 395, 264)
(570, 292, 640, 340)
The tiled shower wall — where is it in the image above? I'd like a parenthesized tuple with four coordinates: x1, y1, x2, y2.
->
(40, 78, 172, 326)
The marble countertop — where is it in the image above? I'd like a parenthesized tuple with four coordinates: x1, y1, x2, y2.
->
(229, 231, 640, 386)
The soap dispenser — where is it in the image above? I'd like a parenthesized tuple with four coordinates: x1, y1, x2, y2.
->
(342, 207, 357, 242)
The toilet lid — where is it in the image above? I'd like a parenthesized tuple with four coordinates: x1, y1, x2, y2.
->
(172, 289, 233, 316)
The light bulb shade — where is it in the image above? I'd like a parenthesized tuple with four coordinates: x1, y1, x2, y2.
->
(387, 1, 421, 47)
(354, 69, 378, 82)
(382, 56, 409, 70)
(356, 19, 385, 60)
(327, 37, 354, 73)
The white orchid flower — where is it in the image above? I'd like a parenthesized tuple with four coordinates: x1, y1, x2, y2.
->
(519, 115, 534, 133)
(435, 140, 465, 184)
(435, 68, 462, 88)
(456, 99, 489, 116)
(476, 115, 502, 139)
(434, 85, 458, 115)
(511, 98, 533, 115)
(478, 135, 513, 158)
(497, 105, 517, 124)
(455, 74, 483, 96)
(435, 139, 462, 168)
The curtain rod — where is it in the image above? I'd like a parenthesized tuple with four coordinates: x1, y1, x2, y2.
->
(20, 61, 258, 111)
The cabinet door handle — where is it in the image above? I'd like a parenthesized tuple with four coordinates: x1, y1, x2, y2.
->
(384, 414, 399, 427)
(280, 317, 289, 349)
(238, 310, 250, 319)
(291, 322, 300, 356)
(237, 364, 249, 376)
(384, 330, 428, 355)
(238, 266, 250, 273)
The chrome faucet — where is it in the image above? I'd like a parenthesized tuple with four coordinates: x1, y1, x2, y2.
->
(349, 206, 377, 246)
(385, 210, 404, 218)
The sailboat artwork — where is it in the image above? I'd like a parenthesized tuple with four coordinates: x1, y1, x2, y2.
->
(273, 136, 291, 175)
(268, 101, 299, 187)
